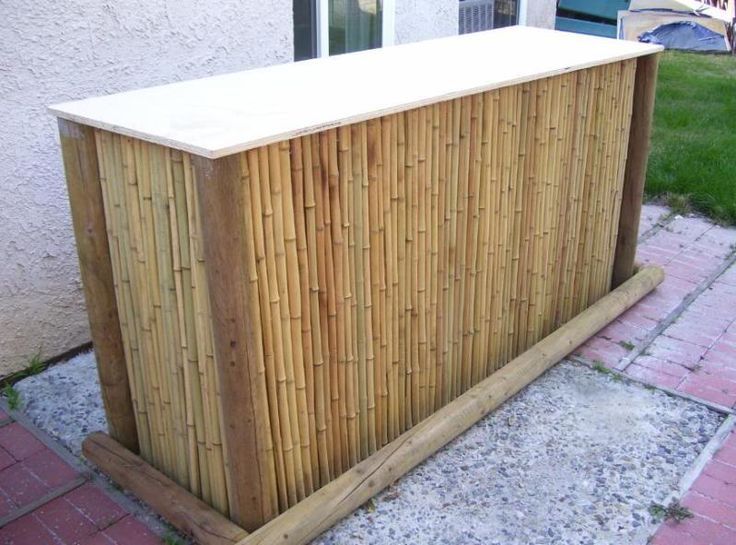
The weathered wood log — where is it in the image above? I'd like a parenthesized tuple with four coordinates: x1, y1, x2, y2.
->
(238, 266, 664, 545)
(82, 432, 248, 545)
(192, 155, 277, 529)
(611, 53, 661, 288)
(58, 119, 139, 453)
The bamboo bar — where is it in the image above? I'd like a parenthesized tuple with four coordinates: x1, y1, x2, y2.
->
(52, 27, 662, 532)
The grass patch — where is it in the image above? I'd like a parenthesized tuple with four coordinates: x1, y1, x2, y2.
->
(646, 51, 736, 225)
(591, 360, 622, 381)
(26, 352, 45, 376)
(2, 384, 21, 411)
(0, 351, 46, 390)
(162, 530, 185, 545)
(649, 500, 693, 523)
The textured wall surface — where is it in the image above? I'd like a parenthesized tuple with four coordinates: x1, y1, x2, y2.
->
(394, 0, 459, 44)
(0, 1, 292, 376)
(526, 0, 557, 29)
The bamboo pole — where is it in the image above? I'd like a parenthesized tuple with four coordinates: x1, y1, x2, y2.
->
(243, 150, 290, 511)
(386, 114, 401, 440)
(309, 134, 335, 481)
(299, 135, 332, 485)
(275, 142, 315, 496)
(289, 138, 320, 488)
(257, 145, 305, 505)
(319, 131, 344, 476)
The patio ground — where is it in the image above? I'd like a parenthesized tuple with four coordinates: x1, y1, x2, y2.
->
(2, 203, 736, 544)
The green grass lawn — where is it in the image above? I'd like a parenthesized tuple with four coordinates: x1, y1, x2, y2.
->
(646, 51, 736, 224)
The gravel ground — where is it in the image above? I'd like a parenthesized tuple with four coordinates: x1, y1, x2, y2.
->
(314, 363, 721, 545)
(15, 350, 107, 456)
(15, 355, 721, 544)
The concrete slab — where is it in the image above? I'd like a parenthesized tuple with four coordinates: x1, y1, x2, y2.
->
(14, 351, 106, 457)
(313, 362, 721, 545)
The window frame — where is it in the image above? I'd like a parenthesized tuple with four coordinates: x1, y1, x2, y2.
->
(518, 0, 528, 25)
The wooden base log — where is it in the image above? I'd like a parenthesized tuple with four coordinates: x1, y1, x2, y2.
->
(238, 266, 664, 545)
(82, 432, 248, 545)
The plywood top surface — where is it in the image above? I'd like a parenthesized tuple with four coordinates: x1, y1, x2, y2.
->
(49, 26, 661, 159)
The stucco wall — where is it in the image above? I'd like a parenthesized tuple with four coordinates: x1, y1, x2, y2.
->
(0, 1, 292, 376)
(525, 0, 557, 29)
(395, 0, 459, 44)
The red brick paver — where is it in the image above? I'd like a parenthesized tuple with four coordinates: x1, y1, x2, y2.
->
(0, 424, 45, 461)
(0, 416, 162, 545)
(576, 213, 736, 409)
(651, 429, 736, 544)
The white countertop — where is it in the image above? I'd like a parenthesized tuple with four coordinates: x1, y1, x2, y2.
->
(50, 26, 661, 159)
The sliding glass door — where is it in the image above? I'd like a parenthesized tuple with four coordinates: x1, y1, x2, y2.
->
(294, 0, 390, 60)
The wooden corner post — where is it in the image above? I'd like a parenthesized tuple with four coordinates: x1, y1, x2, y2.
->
(611, 52, 660, 288)
(192, 155, 275, 531)
(58, 119, 139, 453)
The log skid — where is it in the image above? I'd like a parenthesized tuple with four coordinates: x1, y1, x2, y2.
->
(82, 432, 247, 545)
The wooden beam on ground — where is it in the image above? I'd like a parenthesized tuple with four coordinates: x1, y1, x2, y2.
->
(82, 432, 248, 545)
(611, 53, 660, 288)
(58, 119, 139, 453)
(192, 155, 276, 530)
(237, 266, 664, 545)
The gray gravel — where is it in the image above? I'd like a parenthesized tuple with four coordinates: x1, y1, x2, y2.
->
(16, 355, 721, 544)
(15, 350, 107, 456)
(314, 362, 721, 545)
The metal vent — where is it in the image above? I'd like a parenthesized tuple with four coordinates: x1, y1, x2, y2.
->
(459, 0, 496, 34)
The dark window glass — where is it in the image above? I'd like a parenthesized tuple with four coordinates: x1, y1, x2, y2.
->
(329, 0, 382, 55)
(294, 0, 318, 61)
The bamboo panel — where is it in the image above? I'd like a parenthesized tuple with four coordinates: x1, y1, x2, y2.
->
(93, 60, 637, 520)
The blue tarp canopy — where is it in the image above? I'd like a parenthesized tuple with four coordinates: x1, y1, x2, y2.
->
(638, 20, 730, 52)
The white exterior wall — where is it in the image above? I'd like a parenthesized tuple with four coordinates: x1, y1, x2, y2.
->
(524, 0, 557, 29)
(0, 0, 292, 376)
(394, 0, 459, 44)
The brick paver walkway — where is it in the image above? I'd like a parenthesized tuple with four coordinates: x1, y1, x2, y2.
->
(577, 205, 736, 544)
(2, 205, 736, 545)
(0, 408, 161, 545)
